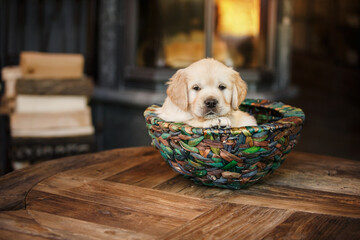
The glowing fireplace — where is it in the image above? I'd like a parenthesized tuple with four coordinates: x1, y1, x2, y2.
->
(162, 0, 261, 69)
(124, 0, 293, 97)
(215, 0, 260, 68)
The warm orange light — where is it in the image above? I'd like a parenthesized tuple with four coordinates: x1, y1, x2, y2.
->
(216, 0, 260, 37)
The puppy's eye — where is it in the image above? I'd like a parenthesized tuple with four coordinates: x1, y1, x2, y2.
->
(192, 85, 201, 91)
(219, 84, 226, 90)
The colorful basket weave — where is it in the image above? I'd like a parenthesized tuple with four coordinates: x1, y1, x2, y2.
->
(144, 99, 305, 189)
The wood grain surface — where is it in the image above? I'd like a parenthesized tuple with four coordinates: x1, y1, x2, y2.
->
(0, 146, 359, 239)
(16, 77, 94, 96)
(20, 52, 84, 80)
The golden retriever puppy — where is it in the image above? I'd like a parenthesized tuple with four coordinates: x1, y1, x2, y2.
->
(157, 58, 257, 128)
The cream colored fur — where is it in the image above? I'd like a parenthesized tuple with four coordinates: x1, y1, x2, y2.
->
(157, 58, 257, 128)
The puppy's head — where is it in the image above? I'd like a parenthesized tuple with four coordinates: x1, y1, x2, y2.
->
(166, 58, 247, 120)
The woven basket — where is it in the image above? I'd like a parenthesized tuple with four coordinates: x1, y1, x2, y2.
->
(144, 99, 305, 189)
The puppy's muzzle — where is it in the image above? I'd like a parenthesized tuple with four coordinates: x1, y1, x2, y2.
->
(204, 98, 218, 109)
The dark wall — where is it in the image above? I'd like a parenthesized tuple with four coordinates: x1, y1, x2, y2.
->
(0, 0, 99, 174)
(91, 101, 152, 150)
(0, 0, 98, 79)
(0, 0, 152, 160)
(288, 0, 360, 160)
(292, 0, 360, 69)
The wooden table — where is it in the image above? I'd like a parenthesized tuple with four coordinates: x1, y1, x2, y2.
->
(0, 146, 359, 239)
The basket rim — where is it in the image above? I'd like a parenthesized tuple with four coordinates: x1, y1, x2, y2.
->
(144, 99, 305, 135)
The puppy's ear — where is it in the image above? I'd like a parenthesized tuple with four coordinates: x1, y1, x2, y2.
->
(166, 69, 188, 111)
(231, 72, 248, 110)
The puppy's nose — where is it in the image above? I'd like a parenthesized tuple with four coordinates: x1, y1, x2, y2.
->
(204, 98, 218, 109)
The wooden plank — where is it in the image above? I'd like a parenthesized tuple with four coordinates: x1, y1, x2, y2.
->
(0, 146, 156, 210)
(28, 190, 181, 237)
(282, 151, 360, 180)
(263, 151, 360, 196)
(263, 211, 360, 240)
(155, 175, 360, 218)
(11, 107, 92, 130)
(0, 202, 156, 240)
(0, 229, 53, 240)
(264, 167, 360, 196)
(0, 210, 62, 239)
(27, 188, 215, 238)
(16, 95, 88, 114)
(11, 126, 95, 138)
(105, 156, 178, 188)
(162, 203, 293, 240)
(16, 77, 94, 96)
(29, 210, 154, 240)
(1, 66, 21, 99)
(60, 150, 160, 180)
(20, 52, 84, 79)
(30, 176, 216, 221)
(226, 184, 360, 219)
(154, 175, 234, 201)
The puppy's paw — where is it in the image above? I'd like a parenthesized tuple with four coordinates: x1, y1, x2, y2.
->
(203, 117, 231, 128)
(217, 117, 232, 128)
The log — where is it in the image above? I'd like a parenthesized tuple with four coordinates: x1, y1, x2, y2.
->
(20, 52, 84, 79)
(11, 107, 92, 130)
(16, 76, 94, 96)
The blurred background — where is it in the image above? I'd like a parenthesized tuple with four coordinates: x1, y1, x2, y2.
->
(0, 0, 359, 175)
